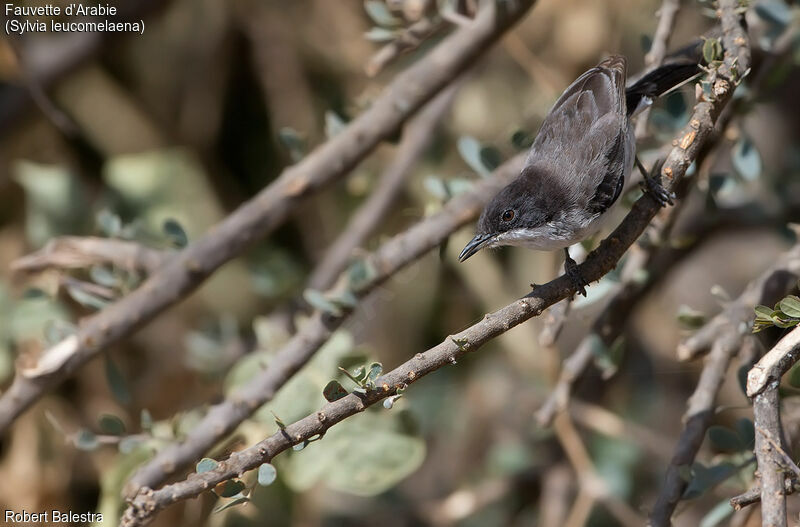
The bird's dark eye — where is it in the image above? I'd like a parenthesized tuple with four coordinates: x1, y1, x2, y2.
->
(501, 209, 515, 222)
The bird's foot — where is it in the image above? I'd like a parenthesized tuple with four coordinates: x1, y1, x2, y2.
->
(563, 250, 588, 297)
(636, 157, 674, 207)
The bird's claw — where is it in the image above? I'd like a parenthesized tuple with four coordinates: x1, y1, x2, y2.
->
(637, 158, 674, 207)
(563, 255, 588, 297)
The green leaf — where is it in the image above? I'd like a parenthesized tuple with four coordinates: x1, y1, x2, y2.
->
(119, 435, 144, 454)
(98, 414, 126, 435)
(755, 304, 776, 321)
(303, 289, 342, 316)
(737, 364, 749, 396)
(735, 418, 755, 450)
(271, 411, 287, 430)
(213, 497, 250, 513)
(458, 136, 491, 177)
(364, 27, 397, 42)
(105, 356, 131, 405)
(65, 283, 109, 310)
(215, 479, 245, 498)
(347, 258, 376, 290)
(140, 408, 153, 431)
(677, 305, 707, 329)
(702, 38, 722, 63)
(277, 127, 306, 162)
(163, 218, 188, 248)
(323, 380, 348, 402)
(779, 295, 800, 318)
(788, 363, 800, 388)
(423, 176, 448, 200)
(90, 265, 118, 288)
(755, 0, 792, 27)
(364, 0, 401, 26)
(510, 130, 533, 150)
(479, 146, 502, 172)
(324, 111, 347, 139)
(731, 137, 762, 181)
(43, 319, 77, 345)
(196, 457, 218, 474)
(75, 429, 99, 451)
(699, 499, 734, 527)
(365, 362, 383, 387)
(708, 426, 744, 452)
(682, 462, 736, 499)
(96, 209, 122, 237)
(257, 463, 277, 486)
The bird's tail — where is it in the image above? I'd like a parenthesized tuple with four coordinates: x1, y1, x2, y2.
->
(625, 60, 701, 116)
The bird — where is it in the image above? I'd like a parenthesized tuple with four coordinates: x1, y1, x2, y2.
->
(458, 55, 699, 296)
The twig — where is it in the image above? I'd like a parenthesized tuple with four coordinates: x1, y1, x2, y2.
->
(635, 0, 682, 138)
(11, 236, 168, 275)
(308, 79, 462, 291)
(553, 414, 645, 527)
(123, 18, 747, 520)
(0, 0, 537, 435)
(123, 154, 526, 497)
(366, 16, 444, 77)
(730, 479, 797, 510)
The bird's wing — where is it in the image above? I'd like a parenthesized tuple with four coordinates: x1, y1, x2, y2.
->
(526, 55, 630, 214)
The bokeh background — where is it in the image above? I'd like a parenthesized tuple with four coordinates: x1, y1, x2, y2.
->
(1, 0, 800, 525)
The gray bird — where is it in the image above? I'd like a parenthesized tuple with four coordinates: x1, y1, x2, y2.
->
(458, 55, 698, 295)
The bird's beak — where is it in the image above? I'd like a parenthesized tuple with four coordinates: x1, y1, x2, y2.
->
(459, 233, 494, 262)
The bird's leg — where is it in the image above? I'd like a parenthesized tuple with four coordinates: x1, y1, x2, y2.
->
(563, 248, 588, 297)
(636, 157, 674, 207)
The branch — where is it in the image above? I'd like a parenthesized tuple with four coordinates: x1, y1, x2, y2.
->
(747, 327, 800, 525)
(0, 0, 537, 435)
(366, 16, 444, 77)
(753, 393, 790, 526)
(122, 16, 747, 521)
(307, 79, 462, 291)
(730, 478, 797, 510)
(123, 152, 526, 498)
(10, 236, 168, 275)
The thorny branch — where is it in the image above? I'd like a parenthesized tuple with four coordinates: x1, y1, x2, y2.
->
(0, 0, 537, 435)
(122, 5, 750, 522)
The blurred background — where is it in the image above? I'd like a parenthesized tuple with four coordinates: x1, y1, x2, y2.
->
(1, 0, 800, 525)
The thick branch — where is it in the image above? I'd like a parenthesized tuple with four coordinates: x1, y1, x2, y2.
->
(0, 0, 537, 435)
(122, 23, 745, 522)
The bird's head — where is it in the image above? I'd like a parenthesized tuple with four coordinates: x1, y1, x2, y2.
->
(458, 175, 559, 262)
